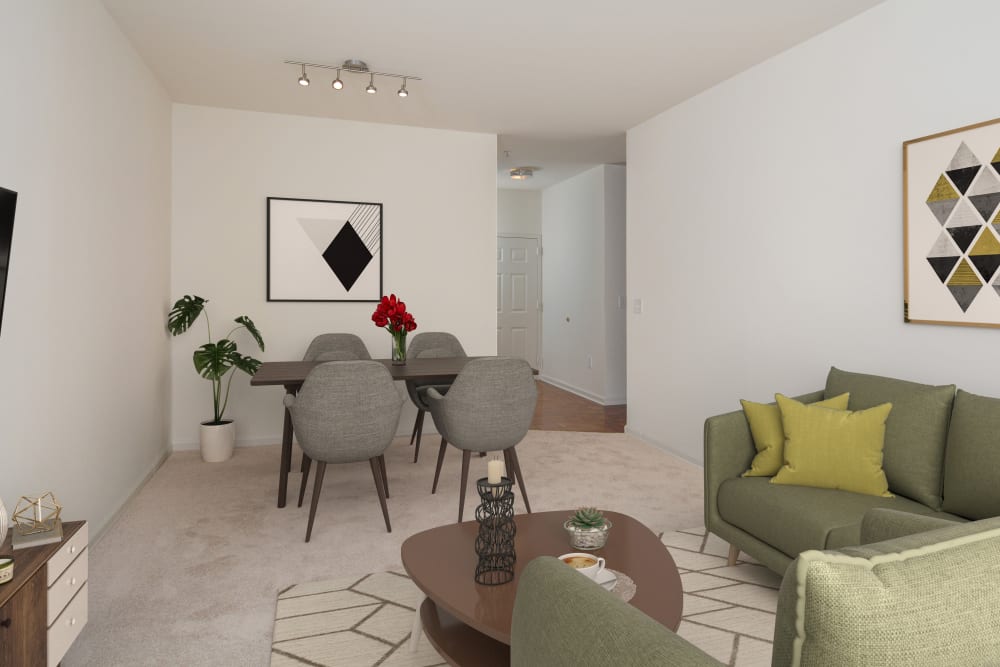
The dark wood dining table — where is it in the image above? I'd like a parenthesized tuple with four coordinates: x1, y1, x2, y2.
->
(251, 357, 485, 508)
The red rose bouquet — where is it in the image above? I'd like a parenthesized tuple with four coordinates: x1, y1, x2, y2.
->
(372, 294, 417, 363)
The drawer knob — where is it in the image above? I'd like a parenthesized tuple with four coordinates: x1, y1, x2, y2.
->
(70, 577, 77, 586)
(70, 545, 77, 554)
(0, 618, 10, 629)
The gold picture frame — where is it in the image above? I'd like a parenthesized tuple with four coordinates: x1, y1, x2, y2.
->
(904, 116, 1000, 327)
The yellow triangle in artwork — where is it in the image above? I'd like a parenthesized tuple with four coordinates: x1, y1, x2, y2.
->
(970, 228, 1000, 256)
(993, 146, 1000, 164)
(948, 258, 982, 286)
(927, 174, 959, 203)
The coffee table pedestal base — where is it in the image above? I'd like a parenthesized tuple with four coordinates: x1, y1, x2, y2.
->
(419, 598, 509, 667)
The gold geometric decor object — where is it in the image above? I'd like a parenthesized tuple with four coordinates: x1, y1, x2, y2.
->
(13, 492, 62, 536)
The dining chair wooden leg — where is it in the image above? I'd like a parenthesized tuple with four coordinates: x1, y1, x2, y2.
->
(378, 454, 389, 498)
(297, 454, 313, 508)
(409, 412, 420, 446)
(502, 449, 518, 486)
(458, 449, 472, 523)
(432, 438, 448, 494)
(507, 447, 531, 513)
(413, 410, 425, 463)
(305, 462, 327, 543)
(370, 458, 392, 533)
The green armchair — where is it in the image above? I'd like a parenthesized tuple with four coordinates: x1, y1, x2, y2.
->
(511, 510, 1000, 666)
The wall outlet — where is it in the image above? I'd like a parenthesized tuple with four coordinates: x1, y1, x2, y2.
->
(617, 295, 625, 309)
(587, 355, 593, 369)
(633, 298, 643, 314)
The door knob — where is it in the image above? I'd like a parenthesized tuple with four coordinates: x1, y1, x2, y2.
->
(0, 618, 11, 628)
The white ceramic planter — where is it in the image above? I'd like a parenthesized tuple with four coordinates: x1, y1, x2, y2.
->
(200, 421, 235, 463)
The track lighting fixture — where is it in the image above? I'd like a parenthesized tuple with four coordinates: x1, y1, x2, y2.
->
(285, 59, 421, 98)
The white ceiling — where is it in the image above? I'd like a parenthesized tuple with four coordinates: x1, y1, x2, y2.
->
(102, 0, 882, 190)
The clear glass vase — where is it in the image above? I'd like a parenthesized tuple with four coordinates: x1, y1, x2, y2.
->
(391, 330, 407, 365)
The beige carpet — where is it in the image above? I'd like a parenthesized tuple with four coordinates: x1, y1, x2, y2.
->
(269, 528, 781, 667)
(65, 430, 704, 666)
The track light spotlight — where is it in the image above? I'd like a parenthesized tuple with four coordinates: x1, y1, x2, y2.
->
(285, 60, 420, 98)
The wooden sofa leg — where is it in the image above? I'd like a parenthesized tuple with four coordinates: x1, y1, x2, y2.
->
(727, 544, 740, 566)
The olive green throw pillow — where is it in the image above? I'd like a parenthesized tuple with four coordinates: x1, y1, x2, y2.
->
(771, 394, 893, 498)
(741, 393, 850, 477)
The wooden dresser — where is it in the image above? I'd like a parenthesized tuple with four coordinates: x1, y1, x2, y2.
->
(0, 521, 88, 666)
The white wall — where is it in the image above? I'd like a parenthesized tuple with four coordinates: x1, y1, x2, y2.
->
(0, 2, 172, 533)
(604, 166, 627, 404)
(171, 105, 497, 448)
(541, 165, 626, 404)
(498, 189, 542, 236)
(627, 0, 1000, 464)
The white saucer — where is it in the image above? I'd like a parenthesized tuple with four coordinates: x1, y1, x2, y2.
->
(594, 568, 618, 590)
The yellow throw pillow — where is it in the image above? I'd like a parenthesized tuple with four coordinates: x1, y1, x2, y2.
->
(771, 394, 893, 498)
(741, 393, 850, 477)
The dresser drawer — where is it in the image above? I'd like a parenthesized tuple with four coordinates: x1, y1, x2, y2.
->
(47, 522, 88, 586)
(48, 582, 87, 667)
(47, 548, 87, 626)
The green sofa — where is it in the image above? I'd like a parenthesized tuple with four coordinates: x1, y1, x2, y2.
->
(705, 367, 1000, 574)
(510, 510, 1000, 666)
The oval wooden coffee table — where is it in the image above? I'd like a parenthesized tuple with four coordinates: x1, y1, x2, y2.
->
(401, 509, 683, 666)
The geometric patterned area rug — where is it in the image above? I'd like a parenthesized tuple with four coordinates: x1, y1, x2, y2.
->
(270, 527, 781, 667)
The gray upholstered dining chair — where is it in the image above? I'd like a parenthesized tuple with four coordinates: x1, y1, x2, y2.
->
(404, 332, 467, 463)
(302, 333, 372, 362)
(296, 333, 374, 486)
(283, 361, 402, 542)
(425, 357, 537, 522)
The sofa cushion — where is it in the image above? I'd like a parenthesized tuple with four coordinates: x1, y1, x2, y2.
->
(771, 394, 892, 497)
(718, 477, 934, 558)
(740, 393, 849, 477)
(942, 389, 1000, 519)
(825, 367, 955, 510)
(786, 519, 1000, 666)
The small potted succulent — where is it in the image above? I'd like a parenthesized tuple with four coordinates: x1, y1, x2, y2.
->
(564, 507, 612, 550)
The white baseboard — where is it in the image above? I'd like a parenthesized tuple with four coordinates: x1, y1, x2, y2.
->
(89, 445, 171, 546)
(171, 423, 439, 451)
(624, 425, 704, 468)
(537, 375, 621, 406)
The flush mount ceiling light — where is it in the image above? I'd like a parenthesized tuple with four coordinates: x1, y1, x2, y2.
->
(286, 59, 421, 98)
(509, 167, 537, 181)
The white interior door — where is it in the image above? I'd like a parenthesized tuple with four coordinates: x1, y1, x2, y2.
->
(497, 235, 540, 367)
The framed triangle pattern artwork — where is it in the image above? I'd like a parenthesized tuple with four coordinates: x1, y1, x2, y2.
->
(905, 117, 1000, 327)
(267, 197, 383, 302)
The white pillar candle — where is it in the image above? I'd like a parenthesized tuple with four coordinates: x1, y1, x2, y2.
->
(34, 499, 42, 523)
(487, 458, 502, 484)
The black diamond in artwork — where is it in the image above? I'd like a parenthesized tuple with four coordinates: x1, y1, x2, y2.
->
(323, 222, 373, 291)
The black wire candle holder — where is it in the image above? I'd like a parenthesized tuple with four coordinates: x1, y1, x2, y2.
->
(474, 477, 516, 585)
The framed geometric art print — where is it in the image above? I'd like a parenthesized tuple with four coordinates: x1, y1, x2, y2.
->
(267, 197, 383, 302)
(904, 117, 1000, 327)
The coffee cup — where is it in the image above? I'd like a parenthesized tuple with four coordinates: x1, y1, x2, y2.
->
(558, 552, 606, 580)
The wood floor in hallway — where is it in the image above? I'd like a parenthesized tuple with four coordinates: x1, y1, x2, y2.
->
(530, 380, 626, 433)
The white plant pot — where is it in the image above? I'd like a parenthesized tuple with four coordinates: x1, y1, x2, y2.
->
(200, 420, 235, 463)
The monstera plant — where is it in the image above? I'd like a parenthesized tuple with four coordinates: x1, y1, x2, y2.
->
(168, 295, 265, 462)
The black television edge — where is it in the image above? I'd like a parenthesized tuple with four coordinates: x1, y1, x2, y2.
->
(0, 187, 17, 334)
